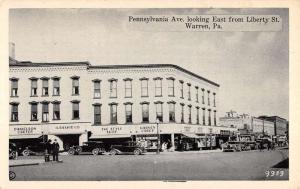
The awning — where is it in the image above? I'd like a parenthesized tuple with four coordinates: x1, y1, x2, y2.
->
(182, 133, 200, 139)
(9, 135, 42, 139)
(89, 134, 132, 139)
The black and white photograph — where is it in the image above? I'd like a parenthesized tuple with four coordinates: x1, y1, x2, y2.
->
(7, 7, 290, 182)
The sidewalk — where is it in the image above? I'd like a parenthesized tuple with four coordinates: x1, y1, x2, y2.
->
(145, 149, 223, 155)
(9, 159, 45, 167)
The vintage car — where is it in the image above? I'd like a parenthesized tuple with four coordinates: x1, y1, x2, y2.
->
(109, 142, 146, 155)
(222, 141, 258, 152)
(9, 142, 18, 159)
(68, 141, 106, 155)
(17, 142, 46, 156)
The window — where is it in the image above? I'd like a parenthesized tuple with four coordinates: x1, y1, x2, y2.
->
(168, 102, 175, 122)
(214, 110, 217, 126)
(72, 77, 80, 95)
(201, 88, 205, 104)
(30, 78, 38, 96)
(125, 103, 133, 123)
(167, 78, 175, 97)
(195, 86, 199, 103)
(196, 107, 200, 124)
(155, 102, 163, 122)
(207, 91, 210, 106)
(109, 79, 117, 98)
(213, 93, 216, 107)
(187, 83, 191, 100)
(202, 108, 206, 125)
(42, 102, 49, 122)
(208, 109, 211, 126)
(140, 78, 148, 97)
(72, 101, 80, 119)
(154, 78, 162, 97)
(10, 103, 19, 122)
(93, 80, 101, 98)
(10, 78, 18, 97)
(93, 104, 101, 125)
(30, 102, 38, 121)
(52, 77, 60, 96)
(42, 78, 49, 96)
(110, 103, 118, 124)
(180, 103, 184, 123)
(141, 102, 149, 123)
(53, 102, 60, 120)
(124, 79, 132, 98)
(188, 105, 192, 123)
(180, 80, 184, 98)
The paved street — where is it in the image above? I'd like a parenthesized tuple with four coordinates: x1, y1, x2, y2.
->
(10, 149, 288, 181)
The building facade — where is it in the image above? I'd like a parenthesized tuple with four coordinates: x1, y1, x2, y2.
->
(9, 59, 236, 150)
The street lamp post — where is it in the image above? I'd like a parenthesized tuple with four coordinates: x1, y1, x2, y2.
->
(156, 119, 160, 154)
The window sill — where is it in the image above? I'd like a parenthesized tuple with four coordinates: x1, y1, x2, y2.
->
(124, 96, 132, 98)
(141, 96, 149, 98)
(72, 118, 80, 120)
(155, 95, 163, 97)
(10, 96, 19, 98)
(72, 94, 80, 96)
(53, 95, 60, 96)
(30, 119, 39, 121)
(168, 95, 175, 97)
(180, 97, 184, 99)
(93, 97, 101, 99)
(92, 124, 102, 126)
(30, 95, 38, 97)
(109, 96, 118, 99)
(52, 119, 61, 121)
(10, 120, 19, 122)
(41, 95, 49, 97)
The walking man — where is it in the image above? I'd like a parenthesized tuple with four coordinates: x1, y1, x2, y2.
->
(52, 139, 60, 162)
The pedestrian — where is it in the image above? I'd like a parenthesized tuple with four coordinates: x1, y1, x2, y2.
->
(52, 139, 60, 162)
(259, 140, 264, 151)
(45, 139, 52, 161)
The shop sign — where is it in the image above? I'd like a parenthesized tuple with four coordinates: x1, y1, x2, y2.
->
(47, 124, 86, 134)
(135, 125, 156, 134)
(101, 126, 123, 134)
(10, 125, 41, 135)
(183, 126, 192, 133)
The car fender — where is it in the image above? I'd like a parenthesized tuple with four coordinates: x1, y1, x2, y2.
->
(111, 148, 122, 154)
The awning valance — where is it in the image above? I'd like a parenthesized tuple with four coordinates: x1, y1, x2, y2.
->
(90, 134, 132, 139)
(9, 135, 42, 139)
(182, 133, 200, 139)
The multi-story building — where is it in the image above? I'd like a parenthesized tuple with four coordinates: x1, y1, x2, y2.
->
(258, 116, 288, 143)
(219, 112, 275, 137)
(9, 57, 236, 150)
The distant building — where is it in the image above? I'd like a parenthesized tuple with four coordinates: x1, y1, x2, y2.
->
(258, 116, 288, 136)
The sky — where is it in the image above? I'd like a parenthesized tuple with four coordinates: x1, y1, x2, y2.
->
(9, 8, 289, 120)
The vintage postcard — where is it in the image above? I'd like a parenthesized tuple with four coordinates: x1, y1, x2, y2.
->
(0, 1, 299, 189)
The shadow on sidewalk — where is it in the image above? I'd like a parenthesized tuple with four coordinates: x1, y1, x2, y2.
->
(272, 158, 289, 168)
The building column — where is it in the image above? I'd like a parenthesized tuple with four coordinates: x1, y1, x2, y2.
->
(170, 133, 175, 152)
(79, 133, 88, 146)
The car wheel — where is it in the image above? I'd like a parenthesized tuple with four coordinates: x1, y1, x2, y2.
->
(133, 149, 141, 155)
(10, 151, 17, 159)
(110, 149, 117, 155)
(22, 149, 30, 156)
(68, 149, 76, 155)
(92, 148, 99, 155)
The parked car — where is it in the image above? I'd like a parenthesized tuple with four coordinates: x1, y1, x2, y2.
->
(68, 141, 106, 155)
(222, 141, 258, 152)
(19, 142, 46, 156)
(9, 142, 18, 159)
(109, 141, 146, 155)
